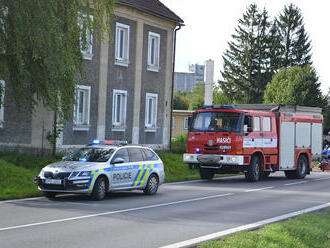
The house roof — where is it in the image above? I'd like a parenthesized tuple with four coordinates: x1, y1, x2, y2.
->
(118, 0, 184, 24)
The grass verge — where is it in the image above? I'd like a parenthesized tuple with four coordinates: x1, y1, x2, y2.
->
(0, 152, 232, 200)
(200, 208, 330, 248)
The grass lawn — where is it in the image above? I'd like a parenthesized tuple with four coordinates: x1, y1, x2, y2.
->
(200, 208, 330, 248)
(0, 151, 231, 200)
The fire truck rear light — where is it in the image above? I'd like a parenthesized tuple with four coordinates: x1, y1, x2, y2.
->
(244, 156, 249, 164)
(196, 148, 200, 153)
(236, 151, 242, 155)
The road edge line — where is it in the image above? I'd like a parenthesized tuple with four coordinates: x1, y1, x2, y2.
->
(160, 202, 330, 248)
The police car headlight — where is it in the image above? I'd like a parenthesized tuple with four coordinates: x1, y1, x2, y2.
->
(231, 157, 237, 162)
(78, 171, 91, 177)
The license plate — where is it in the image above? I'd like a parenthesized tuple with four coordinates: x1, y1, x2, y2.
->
(44, 179, 62, 185)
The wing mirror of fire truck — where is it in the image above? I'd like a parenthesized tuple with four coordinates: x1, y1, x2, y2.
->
(244, 125, 253, 134)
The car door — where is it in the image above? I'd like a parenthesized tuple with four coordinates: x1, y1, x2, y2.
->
(128, 148, 149, 188)
(109, 148, 132, 189)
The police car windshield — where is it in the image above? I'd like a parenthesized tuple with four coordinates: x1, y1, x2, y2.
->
(63, 148, 115, 162)
(191, 112, 243, 132)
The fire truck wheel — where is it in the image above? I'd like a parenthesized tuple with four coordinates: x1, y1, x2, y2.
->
(260, 171, 271, 179)
(245, 155, 261, 182)
(296, 155, 308, 179)
(199, 168, 214, 180)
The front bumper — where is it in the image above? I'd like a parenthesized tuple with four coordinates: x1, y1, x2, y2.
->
(34, 176, 91, 193)
(183, 153, 244, 166)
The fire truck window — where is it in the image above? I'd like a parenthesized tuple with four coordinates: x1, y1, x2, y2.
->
(253, 117, 260, 131)
(192, 112, 242, 132)
(263, 117, 271, 132)
(244, 116, 252, 131)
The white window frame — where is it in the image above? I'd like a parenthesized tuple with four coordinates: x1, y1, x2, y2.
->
(115, 22, 130, 66)
(147, 32, 160, 72)
(253, 116, 261, 132)
(112, 89, 127, 130)
(79, 14, 94, 60)
(145, 93, 158, 131)
(263, 117, 271, 132)
(73, 85, 91, 130)
(0, 80, 5, 128)
(172, 117, 175, 129)
(184, 117, 189, 130)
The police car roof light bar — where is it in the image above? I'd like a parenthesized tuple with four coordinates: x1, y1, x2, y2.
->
(88, 140, 128, 146)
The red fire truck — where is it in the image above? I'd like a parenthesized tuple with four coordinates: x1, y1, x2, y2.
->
(183, 104, 323, 182)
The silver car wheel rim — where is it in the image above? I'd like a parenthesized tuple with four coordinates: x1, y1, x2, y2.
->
(149, 177, 158, 192)
(99, 180, 106, 197)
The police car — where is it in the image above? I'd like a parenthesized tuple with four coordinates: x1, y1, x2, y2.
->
(34, 140, 165, 200)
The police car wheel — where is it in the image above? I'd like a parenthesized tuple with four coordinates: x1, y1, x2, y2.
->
(91, 177, 106, 200)
(143, 174, 159, 195)
(43, 191, 56, 199)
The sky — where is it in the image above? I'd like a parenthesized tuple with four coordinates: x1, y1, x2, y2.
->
(161, 0, 330, 94)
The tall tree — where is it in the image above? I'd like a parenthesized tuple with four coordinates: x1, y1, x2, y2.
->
(278, 3, 312, 67)
(189, 82, 205, 110)
(264, 65, 327, 108)
(173, 90, 190, 110)
(220, 4, 271, 104)
(0, 0, 115, 118)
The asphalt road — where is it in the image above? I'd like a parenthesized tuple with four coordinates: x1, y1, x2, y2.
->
(1, 172, 330, 248)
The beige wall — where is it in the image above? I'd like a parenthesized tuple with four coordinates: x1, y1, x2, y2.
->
(172, 112, 192, 138)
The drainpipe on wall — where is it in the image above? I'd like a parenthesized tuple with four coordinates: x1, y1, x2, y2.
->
(169, 24, 182, 151)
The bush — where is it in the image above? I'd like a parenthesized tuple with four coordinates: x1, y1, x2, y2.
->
(171, 133, 187, 154)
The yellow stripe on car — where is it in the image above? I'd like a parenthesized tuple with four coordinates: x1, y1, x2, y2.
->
(134, 165, 144, 186)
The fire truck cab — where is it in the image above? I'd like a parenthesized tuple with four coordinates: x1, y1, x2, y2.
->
(183, 104, 323, 182)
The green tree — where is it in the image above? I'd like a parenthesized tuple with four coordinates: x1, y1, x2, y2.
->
(213, 84, 231, 105)
(264, 65, 327, 108)
(220, 4, 271, 104)
(0, 0, 115, 116)
(278, 3, 312, 67)
(173, 90, 190, 110)
(189, 82, 204, 110)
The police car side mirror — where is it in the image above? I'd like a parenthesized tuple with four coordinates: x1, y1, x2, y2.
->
(112, 157, 125, 165)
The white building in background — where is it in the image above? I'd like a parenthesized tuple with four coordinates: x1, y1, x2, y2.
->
(204, 59, 214, 105)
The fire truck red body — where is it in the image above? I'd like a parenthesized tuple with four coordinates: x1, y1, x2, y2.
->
(183, 104, 323, 181)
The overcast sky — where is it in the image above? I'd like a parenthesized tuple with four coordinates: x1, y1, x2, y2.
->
(162, 0, 330, 93)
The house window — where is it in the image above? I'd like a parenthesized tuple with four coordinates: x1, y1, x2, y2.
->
(115, 23, 130, 66)
(184, 117, 189, 130)
(145, 93, 158, 129)
(74, 85, 91, 129)
(112, 90, 127, 129)
(79, 14, 93, 60)
(0, 80, 5, 128)
(147, 32, 160, 72)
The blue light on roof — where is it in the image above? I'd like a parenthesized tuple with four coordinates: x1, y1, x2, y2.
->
(80, 158, 87, 162)
(202, 105, 235, 109)
(92, 139, 100, 144)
